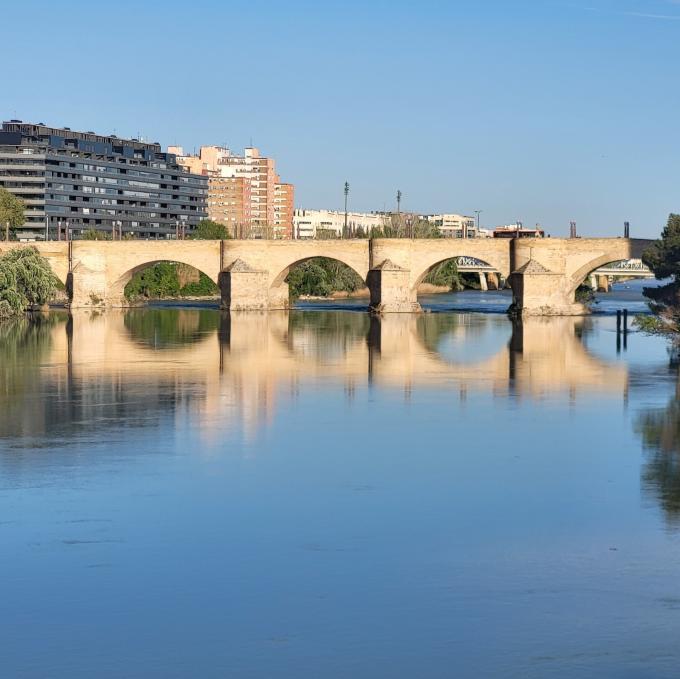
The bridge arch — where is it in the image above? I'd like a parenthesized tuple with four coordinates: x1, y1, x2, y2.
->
(568, 254, 638, 297)
(413, 255, 504, 294)
(405, 240, 511, 294)
(564, 239, 651, 297)
(109, 259, 219, 306)
(268, 256, 370, 309)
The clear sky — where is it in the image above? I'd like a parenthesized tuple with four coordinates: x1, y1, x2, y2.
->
(2, 0, 678, 237)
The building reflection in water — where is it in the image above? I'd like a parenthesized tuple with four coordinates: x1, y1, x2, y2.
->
(0, 308, 632, 448)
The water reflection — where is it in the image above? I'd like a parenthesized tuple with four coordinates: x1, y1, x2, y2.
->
(0, 313, 66, 438)
(125, 308, 220, 349)
(4, 307, 680, 677)
(0, 309, 632, 445)
(636, 362, 680, 526)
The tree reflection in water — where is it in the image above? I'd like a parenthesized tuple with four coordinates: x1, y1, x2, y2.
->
(0, 313, 67, 438)
(636, 352, 680, 526)
(124, 307, 220, 349)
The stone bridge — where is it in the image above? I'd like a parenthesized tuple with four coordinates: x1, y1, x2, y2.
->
(0, 236, 653, 315)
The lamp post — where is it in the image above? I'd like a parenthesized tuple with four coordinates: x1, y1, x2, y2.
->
(344, 181, 349, 239)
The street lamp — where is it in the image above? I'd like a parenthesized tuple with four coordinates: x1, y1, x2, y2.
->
(474, 210, 482, 238)
(344, 181, 349, 239)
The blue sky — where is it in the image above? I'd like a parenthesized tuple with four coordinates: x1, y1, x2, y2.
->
(2, 0, 678, 237)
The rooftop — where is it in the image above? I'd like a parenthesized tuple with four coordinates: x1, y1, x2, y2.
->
(1, 120, 161, 152)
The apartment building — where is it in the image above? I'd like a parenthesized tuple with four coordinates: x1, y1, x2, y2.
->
(170, 144, 294, 238)
(207, 176, 252, 236)
(293, 209, 386, 239)
(273, 183, 294, 239)
(0, 121, 207, 240)
(425, 214, 477, 238)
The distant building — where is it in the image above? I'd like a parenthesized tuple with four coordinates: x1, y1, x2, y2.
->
(0, 121, 207, 240)
(425, 214, 476, 238)
(273, 183, 294, 239)
(206, 176, 251, 237)
(170, 145, 294, 238)
(493, 224, 545, 238)
(293, 209, 386, 239)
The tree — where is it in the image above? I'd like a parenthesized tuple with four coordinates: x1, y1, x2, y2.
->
(0, 188, 25, 240)
(190, 220, 231, 240)
(81, 228, 111, 241)
(424, 259, 462, 290)
(286, 257, 364, 299)
(641, 214, 680, 333)
(0, 247, 58, 318)
(371, 213, 442, 239)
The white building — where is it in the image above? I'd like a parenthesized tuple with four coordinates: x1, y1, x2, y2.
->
(293, 209, 387, 239)
(424, 214, 477, 238)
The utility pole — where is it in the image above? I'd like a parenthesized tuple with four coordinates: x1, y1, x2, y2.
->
(44, 214, 49, 241)
(344, 181, 349, 239)
(474, 210, 482, 238)
(5, 220, 9, 242)
(396, 190, 403, 236)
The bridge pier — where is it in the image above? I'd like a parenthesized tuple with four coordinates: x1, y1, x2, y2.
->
(368, 259, 421, 313)
(509, 260, 587, 316)
(219, 259, 271, 311)
(478, 272, 488, 291)
(596, 274, 610, 293)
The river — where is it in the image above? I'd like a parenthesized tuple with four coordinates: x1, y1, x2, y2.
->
(1, 283, 679, 678)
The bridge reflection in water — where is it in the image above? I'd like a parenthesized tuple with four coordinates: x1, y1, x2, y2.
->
(0, 309, 628, 443)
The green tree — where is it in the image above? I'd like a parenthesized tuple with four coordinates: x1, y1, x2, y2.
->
(371, 213, 442, 239)
(424, 260, 462, 290)
(0, 247, 58, 318)
(81, 228, 111, 241)
(286, 257, 364, 300)
(190, 220, 231, 240)
(0, 188, 25, 240)
(641, 214, 680, 333)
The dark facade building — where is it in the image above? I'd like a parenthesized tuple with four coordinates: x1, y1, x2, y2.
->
(0, 121, 207, 240)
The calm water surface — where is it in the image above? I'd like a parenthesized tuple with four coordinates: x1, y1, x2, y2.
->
(1, 288, 680, 678)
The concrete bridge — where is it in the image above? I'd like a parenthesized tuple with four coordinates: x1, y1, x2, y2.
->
(0, 236, 652, 315)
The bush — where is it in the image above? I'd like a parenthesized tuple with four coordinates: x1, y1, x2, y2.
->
(81, 228, 111, 240)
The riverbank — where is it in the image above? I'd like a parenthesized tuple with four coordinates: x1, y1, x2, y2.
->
(298, 283, 451, 301)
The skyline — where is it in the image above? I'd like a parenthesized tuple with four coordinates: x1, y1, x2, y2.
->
(2, 0, 679, 237)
